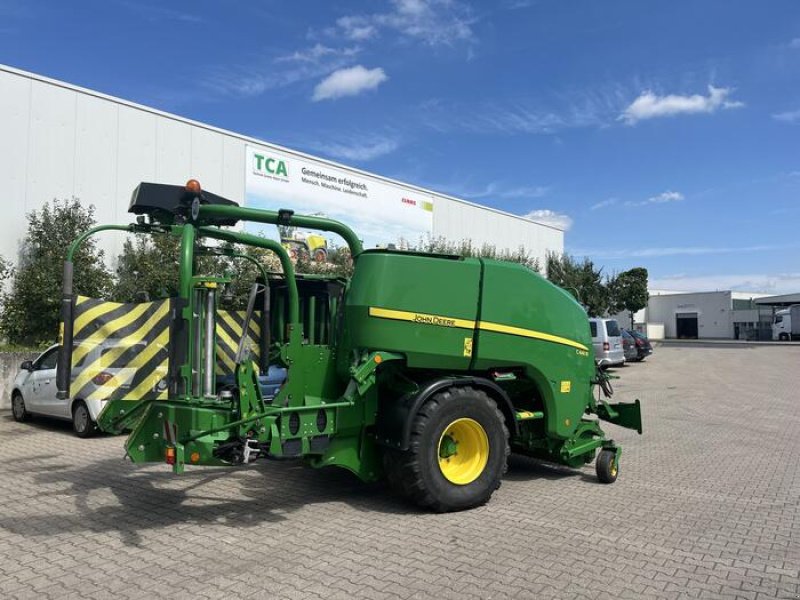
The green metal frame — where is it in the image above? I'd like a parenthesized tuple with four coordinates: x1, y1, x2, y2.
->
(56, 193, 641, 488)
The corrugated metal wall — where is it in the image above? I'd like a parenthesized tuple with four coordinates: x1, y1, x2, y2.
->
(0, 65, 563, 266)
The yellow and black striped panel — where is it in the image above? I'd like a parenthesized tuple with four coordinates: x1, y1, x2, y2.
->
(216, 310, 261, 376)
(69, 296, 170, 402)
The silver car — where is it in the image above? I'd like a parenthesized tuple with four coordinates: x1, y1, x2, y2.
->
(589, 317, 625, 369)
(10, 342, 166, 437)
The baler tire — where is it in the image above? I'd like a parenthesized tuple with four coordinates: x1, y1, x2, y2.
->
(383, 386, 509, 512)
(596, 449, 618, 484)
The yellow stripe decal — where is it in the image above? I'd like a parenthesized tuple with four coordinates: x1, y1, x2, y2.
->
(368, 307, 475, 330)
(478, 321, 588, 351)
(368, 306, 587, 352)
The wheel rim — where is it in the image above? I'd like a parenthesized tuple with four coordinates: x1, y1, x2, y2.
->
(12, 396, 23, 418)
(610, 460, 618, 478)
(75, 405, 88, 432)
(437, 418, 489, 485)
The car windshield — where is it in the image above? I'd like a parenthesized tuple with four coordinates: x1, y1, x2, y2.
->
(605, 320, 621, 337)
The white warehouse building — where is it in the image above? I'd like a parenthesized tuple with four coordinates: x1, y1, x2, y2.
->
(0, 64, 563, 267)
(616, 290, 775, 340)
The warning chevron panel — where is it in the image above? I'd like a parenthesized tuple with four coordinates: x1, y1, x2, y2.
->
(70, 296, 170, 402)
(215, 310, 261, 376)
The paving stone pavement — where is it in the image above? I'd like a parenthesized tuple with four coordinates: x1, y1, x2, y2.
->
(1, 345, 799, 599)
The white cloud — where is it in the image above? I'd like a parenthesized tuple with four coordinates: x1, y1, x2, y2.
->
(649, 272, 800, 295)
(312, 65, 388, 101)
(336, 16, 378, 41)
(772, 109, 800, 123)
(334, 0, 476, 46)
(203, 46, 360, 98)
(311, 136, 400, 161)
(625, 190, 684, 207)
(591, 198, 617, 210)
(620, 85, 744, 124)
(276, 44, 360, 63)
(523, 209, 573, 231)
(570, 243, 791, 261)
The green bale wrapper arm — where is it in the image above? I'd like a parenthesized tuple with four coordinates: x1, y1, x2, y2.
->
(57, 180, 641, 512)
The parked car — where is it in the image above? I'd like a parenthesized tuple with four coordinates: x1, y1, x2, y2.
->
(589, 317, 625, 369)
(10, 341, 166, 437)
(621, 330, 639, 363)
(626, 329, 653, 361)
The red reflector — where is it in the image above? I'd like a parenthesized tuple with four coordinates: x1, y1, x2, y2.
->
(165, 447, 176, 465)
(93, 372, 113, 385)
(603, 342, 610, 351)
(635, 339, 643, 346)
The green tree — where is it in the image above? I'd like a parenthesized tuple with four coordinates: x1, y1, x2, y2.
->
(609, 267, 649, 327)
(112, 234, 181, 302)
(545, 252, 608, 317)
(0, 199, 112, 346)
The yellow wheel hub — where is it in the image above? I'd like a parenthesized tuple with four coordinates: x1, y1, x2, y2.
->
(437, 418, 489, 485)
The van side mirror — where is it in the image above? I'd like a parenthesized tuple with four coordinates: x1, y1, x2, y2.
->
(20, 361, 33, 371)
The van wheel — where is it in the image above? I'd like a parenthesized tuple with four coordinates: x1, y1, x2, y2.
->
(72, 401, 98, 438)
(383, 386, 509, 512)
(11, 393, 30, 422)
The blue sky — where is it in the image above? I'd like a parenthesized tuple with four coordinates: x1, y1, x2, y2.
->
(2, 0, 799, 293)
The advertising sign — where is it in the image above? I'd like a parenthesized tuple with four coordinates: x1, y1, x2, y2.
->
(245, 145, 433, 254)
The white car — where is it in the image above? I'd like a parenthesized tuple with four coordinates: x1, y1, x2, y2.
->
(10, 342, 166, 437)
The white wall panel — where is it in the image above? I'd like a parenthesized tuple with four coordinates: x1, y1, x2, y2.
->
(26, 80, 76, 214)
(74, 93, 119, 226)
(190, 125, 224, 192)
(155, 117, 191, 187)
(0, 72, 31, 262)
(115, 106, 156, 222)
(221, 136, 245, 202)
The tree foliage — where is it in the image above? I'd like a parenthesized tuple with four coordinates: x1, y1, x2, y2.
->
(608, 267, 649, 325)
(0, 199, 111, 346)
(418, 236, 541, 272)
(545, 252, 609, 317)
(112, 234, 182, 302)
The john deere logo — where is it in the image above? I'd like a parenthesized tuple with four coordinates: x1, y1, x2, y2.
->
(253, 153, 289, 180)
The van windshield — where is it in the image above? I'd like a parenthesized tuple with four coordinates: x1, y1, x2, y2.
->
(605, 320, 620, 337)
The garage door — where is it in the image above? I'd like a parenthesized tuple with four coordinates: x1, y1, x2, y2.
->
(676, 313, 698, 339)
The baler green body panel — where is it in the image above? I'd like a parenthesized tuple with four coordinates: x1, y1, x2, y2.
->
(474, 260, 595, 439)
(343, 251, 481, 370)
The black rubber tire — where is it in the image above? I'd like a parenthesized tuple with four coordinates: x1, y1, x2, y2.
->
(11, 392, 31, 423)
(596, 449, 618, 484)
(779, 333, 789, 341)
(383, 386, 510, 512)
(72, 401, 98, 438)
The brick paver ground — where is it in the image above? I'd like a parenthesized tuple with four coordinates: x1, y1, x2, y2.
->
(1, 345, 799, 599)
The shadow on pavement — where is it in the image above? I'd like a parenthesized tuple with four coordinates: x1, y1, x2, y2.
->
(0, 454, 421, 546)
(505, 453, 595, 483)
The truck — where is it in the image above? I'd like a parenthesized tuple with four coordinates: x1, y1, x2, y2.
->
(773, 305, 800, 341)
(55, 180, 642, 512)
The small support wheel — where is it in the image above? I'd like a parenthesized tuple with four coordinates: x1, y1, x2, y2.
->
(596, 449, 618, 484)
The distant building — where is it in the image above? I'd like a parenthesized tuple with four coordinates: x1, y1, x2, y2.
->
(614, 290, 778, 340)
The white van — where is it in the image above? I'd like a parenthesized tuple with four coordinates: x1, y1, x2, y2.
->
(589, 318, 625, 368)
